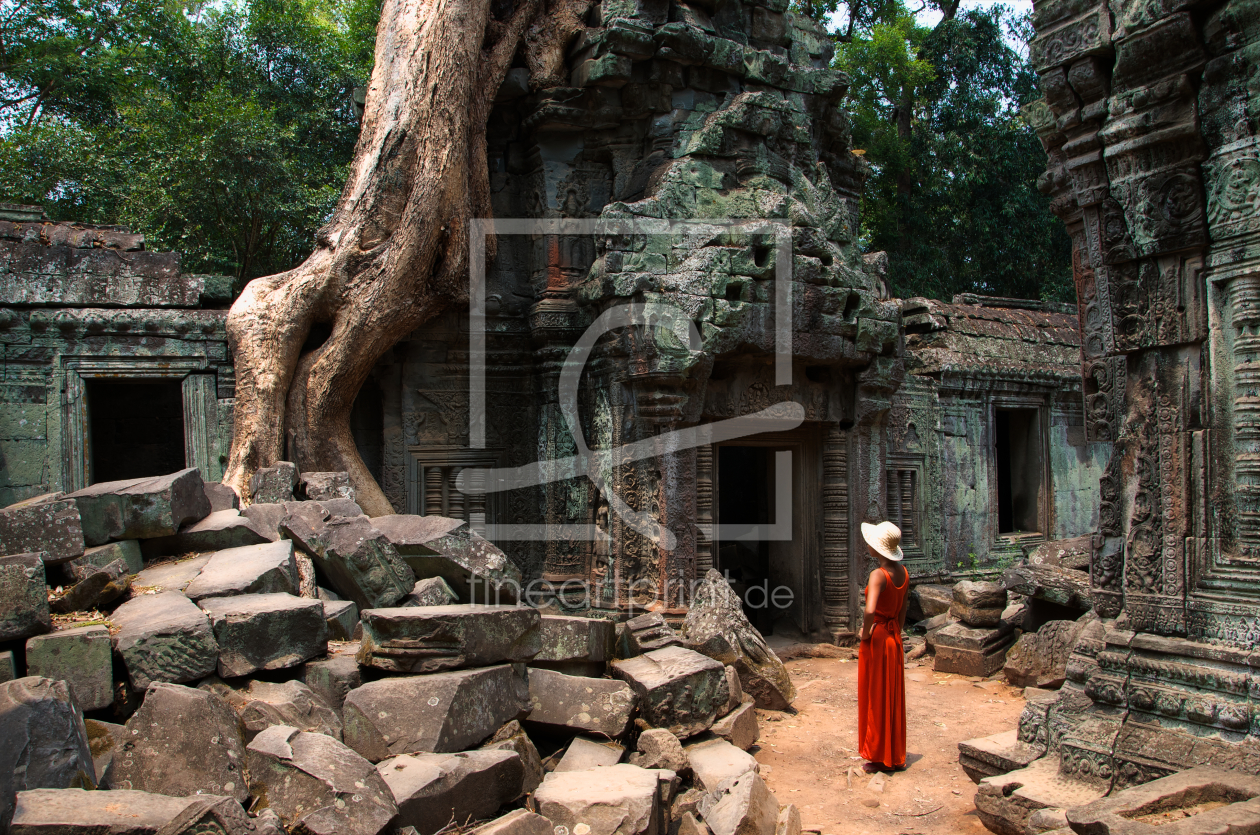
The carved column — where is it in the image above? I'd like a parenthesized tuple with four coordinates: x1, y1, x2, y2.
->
(822, 425, 850, 636)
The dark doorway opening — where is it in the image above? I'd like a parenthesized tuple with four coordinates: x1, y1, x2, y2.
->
(87, 379, 185, 483)
(716, 445, 784, 634)
(351, 381, 385, 485)
(995, 408, 1042, 534)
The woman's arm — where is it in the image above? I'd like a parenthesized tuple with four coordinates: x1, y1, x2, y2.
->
(897, 584, 909, 634)
(860, 568, 886, 642)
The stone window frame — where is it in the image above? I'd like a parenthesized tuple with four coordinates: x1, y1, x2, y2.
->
(885, 455, 925, 558)
(988, 393, 1053, 546)
(53, 356, 220, 492)
(405, 446, 504, 538)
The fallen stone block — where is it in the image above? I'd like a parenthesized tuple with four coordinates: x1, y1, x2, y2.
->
(324, 599, 359, 640)
(66, 468, 211, 545)
(133, 554, 211, 593)
(1001, 601, 1030, 633)
(1001, 563, 1092, 611)
(683, 570, 796, 710)
(302, 652, 361, 711)
(343, 663, 531, 760)
(182, 540, 299, 601)
(556, 736, 626, 772)
(199, 592, 327, 678)
(1025, 537, 1092, 571)
(1066, 766, 1260, 835)
(711, 700, 758, 751)
(0, 498, 84, 564)
(10, 789, 255, 835)
(908, 584, 953, 621)
(722, 666, 743, 715)
(203, 677, 343, 741)
(951, 581, 1008, 628)
(357, 604, 540, 673)
(84, 718, 124, 788)
(684, 737, 758, 792)
(698, 771, 779, 835)
(204, 481, 240, 512)
(535, 763, 666, 835)
(481, 720, 544, 798)
(0, 553, 52, 641)
(526, 667, 635, 738)
(51, 558, 130, 613)
(974, 755, 1105, 835)
(248, 724, 398, 835)
(0, 677, 96, 828)
(1003, 615, 1095, 689)
(372, 514, 522, 603)
(612, 646, 727, 737)
(624, 612, 681, 654)
(250, 462, 298, 505)
(300, 471, 355, 502)
(680, 811, 713, 835)
(25, 625, 114, 711)
(110, 591, 220, 688)
(957, 729, 1044, 783)
(379, 750, 524, 834)
(933, 621, 1016, 678)
(72, 538, 143, 574)
(140, 510, 270, 558)
(469, 809, 554, 835)
(630, 728, 688, 773)
(282, 511, 415, 609)
(109, 682, 249, 803)
(0, 649, 15, 683)
(774, 804, 800, 835)
(240, 503, 285, 541)
(534, 614, 616, 671)
(403, 575, 459, 607)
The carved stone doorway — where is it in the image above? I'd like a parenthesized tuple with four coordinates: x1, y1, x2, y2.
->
(712, 426, 823, 637)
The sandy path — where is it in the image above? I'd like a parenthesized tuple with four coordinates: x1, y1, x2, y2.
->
(752, 652, 1025, 835)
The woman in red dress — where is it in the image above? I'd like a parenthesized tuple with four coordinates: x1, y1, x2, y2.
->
(857, 520, 909, 773)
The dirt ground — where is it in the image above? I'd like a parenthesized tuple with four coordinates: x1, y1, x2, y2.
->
(751, 651, 1025, 835)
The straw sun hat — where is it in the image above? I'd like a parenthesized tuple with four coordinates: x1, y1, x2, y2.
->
(861, 520, 904, 561)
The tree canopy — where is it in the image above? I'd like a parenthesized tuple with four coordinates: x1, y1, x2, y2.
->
(0, 0, 378, 282)
(811, 0, 1073, 302)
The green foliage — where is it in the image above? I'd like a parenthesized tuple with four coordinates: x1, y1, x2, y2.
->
(806, 0, 1072, 302)
(0, 0, 380, 281)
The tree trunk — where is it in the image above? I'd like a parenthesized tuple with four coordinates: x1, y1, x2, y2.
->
(223, 0, 547, 515)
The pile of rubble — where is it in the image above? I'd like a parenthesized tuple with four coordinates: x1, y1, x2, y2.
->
(0, 465, 802, 835)
(906, 537, 1095, 691)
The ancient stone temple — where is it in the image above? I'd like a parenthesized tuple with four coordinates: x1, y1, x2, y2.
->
(959, 0, 1260, 818)
(0, 1, 1109, 645)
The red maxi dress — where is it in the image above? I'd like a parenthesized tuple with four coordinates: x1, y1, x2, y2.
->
(858, 565, 908, 769)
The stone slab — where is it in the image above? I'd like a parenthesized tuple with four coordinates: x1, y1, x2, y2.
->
(480, 720, 544, 799)
(203, 677, 343, 742)
(535, 763, 665, 835)
(526, 667, 636, 737)
(249, 462, 297, 504)
(199, 593, 327, 678)
(248, 724, 398, 835)
(84, 718, 124, 788)
(134, 554, 211, 593)
(612, 646, 727, 737)
(711, 700, 759, 751)
(556, 736, 626, 772)
(1003, 615, 1093, 689)
(140, 509, 269, 558)
(907, 584, 953, 622)
(535, 614, 616, 664)
(204, 481, 240, 512)
(624, 612, 681, 654)
(629, 728, 688, 773)
(957, 729, 1044, 783)
(1001, 563, 1092, 611)
(469, 809, 554, 835)
(110, 591, 220, 688)
(9, 789, 253, 835)
(697, 771, 779, 835)
(302, 652, 361, 711)
(343, 663, 531, 761)
(975, 755, 1105, 835)
(51, 558, 129, 613)
(684, 737, 759, 791)
(74, 539, 143, 574)
(403, 576, 459, 607)
(0, 677, 96, 829)
(1066, 766, 1260, 835)
(25, 625, 114, 711)
(183, 540, 299, 601)
(0, 498, 84, 564)
(0, 552, 52, 641)
(324, 598, 359, 640)
(300, 471, 355, 502)
(66, 468, 211, 545)
(372, 514, 523, 603)
(357, 604, 540, 673)
(378, 750, 524, 834)
(281, 511, 415, 610)
(109, 682, 249, 803)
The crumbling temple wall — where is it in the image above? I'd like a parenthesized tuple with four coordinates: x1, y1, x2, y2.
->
(0, 204, 235, 506)
(1021, 0, 1260, 780)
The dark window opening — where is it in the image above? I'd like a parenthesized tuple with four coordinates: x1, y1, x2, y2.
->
(996, 408, 1042, 534)
(886, 468, 918, 548)
(716, 445, 784, 634)
(350, 381, 384, 486)
(87, 379, 185, 483)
